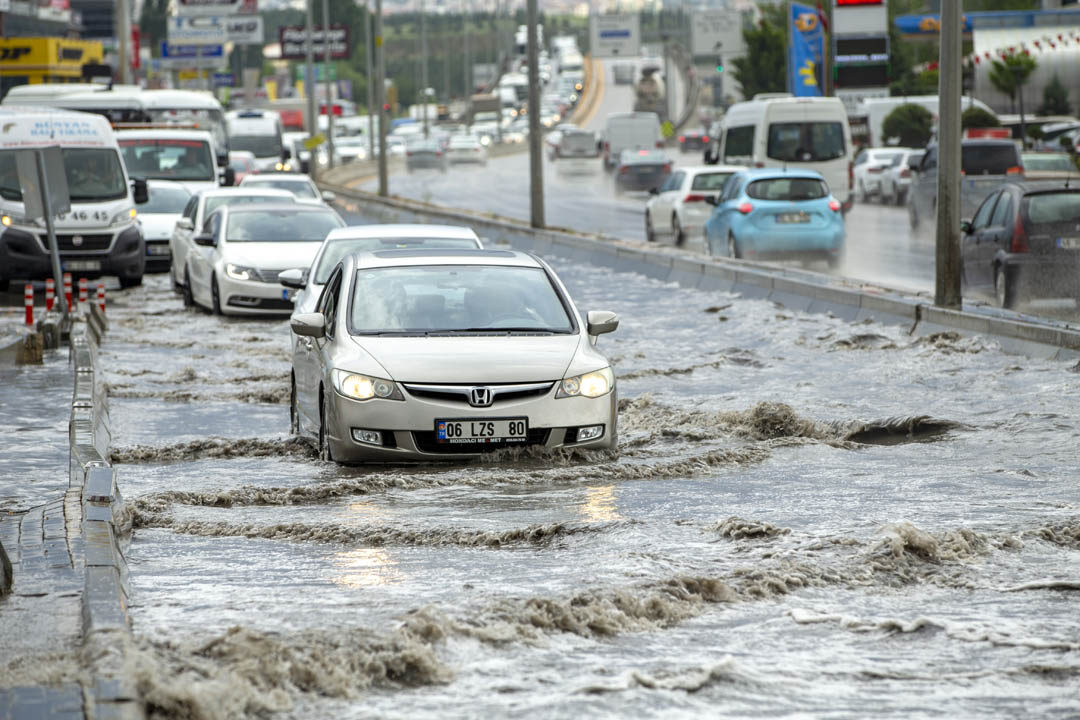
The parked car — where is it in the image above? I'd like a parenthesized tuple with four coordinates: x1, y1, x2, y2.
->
(961, 181, 1080, 309)
(405, 138, 448, 173)
(139, 181, 191, 273)
(852, 147, 908, 202)
(678, 130, 710, 154)
(645, 164, 745, 245)
(227, 151, 258, 184)
(704, 168, 844, 267)
(446, 135, 488, 166)
(909, 139, 1024, 229)
(238, 173, 336, 206)
(170, 188, 297, 292)
(184, 203, 344, 315)
(614, 149, 671, 194)
(879, 149, 925, 206)
(288, 249, 619, 462)
(1021, 152, 1077, 181)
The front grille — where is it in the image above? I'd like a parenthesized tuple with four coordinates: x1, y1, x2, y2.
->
(412, 428, 550, 454)
(252, 268, 282, 284)
(403, 382, 554, 406)
(46, 233, 113, 252)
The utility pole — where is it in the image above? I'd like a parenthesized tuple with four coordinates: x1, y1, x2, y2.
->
(421, 0, 429, 139)
(364, 2, 375, 161)
(376, 0, 389, 197)
(526, 0, 544, 228)
(935, 0, 962, 309)
(322, 0, 335, 169)
(463, 0, 471, 97)
(304, 0, 317, 171)
(116, 0, 133, 84)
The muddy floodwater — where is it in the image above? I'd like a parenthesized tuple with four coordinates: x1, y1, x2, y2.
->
(93, 250, 1079, 719)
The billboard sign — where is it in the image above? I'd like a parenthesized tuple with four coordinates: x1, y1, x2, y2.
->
(224, 15, 263, 45)
(788, 2, 825, 97)
(159, 41, 226, 69)
(690, 10, 746, 58)
(167, 16, 228, 46)
(588, 14, 640, 58)
(278, 25, 350, 61)
(176, 0, 256, 16)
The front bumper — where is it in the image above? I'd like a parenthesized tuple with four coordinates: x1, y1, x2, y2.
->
(325, 383, 618, 462)
(144, 239, 172, 272)
(0, 225, 144, 282)
(738, 222, 845, 261)
(218, 271, 295, 315)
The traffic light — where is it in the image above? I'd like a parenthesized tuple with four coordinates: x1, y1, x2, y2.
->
(715, 56, 724, 73)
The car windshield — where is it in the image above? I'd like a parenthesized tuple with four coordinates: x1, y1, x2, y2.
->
(204, 193, 297, 216)
(350, 265, 574, 334)
(1, 148, 126, 202)
(147, 108, 228, 157)
(961, 145, 1019, 175)
(561, 133, 596, 152)
(315, 238, 479, 283)
(225, 209, 341, 242)
(230, 134, 282, 158)
(691, 172, 734, 191)
(1022, 154, 1075, 172)
(766, 122, 846, 162)
(244, 179, 317, 199)
(1024, 192, 1080, 224)
(120, 138, 215, 182)
(143, 184, 191, 214)
(228, 157, 253, 172)
(746, 177, 829, 201)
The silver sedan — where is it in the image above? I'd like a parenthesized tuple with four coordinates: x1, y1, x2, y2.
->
(289, 249, 619, 462)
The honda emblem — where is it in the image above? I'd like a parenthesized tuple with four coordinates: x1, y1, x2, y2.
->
(469, 386, 493, 407)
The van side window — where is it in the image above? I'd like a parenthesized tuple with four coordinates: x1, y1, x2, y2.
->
(724, 126, 754, 164)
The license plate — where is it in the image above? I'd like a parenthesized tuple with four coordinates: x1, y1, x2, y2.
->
(436, 418, 528, 444)
(634, 167, 656, 175)
(62, 260, 101, 271)
(1057, 237, 1080, 249)
(777, 212, 810, 224)
(282, 289, 293, 300)
(146, 245, 170, 256)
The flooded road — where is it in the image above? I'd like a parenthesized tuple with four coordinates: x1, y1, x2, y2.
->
(98, 245, 1080, 718)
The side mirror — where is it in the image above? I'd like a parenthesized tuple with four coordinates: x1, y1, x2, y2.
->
(131, 178, 148, 204)
(291, 312, 326, 338)
(648, 187, 659, 196)
(321, 190, 336, 203)
(222, 166, 236, 187)
(960, 218, 973, 234)
(704, 195, 719, 207)
(703, 149, 716, 164)
(586, 310, 619, 337)
(176, 217, 194, 231)
(283, 148, 291, 161)
(279, 267, 306, 290)
(193, 233, 216, 247)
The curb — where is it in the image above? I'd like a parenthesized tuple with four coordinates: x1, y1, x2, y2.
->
(317, 180, 1080, 361)
(68, 312, 143, 720)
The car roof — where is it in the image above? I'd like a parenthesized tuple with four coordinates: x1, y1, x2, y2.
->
(115, 128, 214, 142)
(240, 174, 311, 183)
(222, 202, 334, 215)
(680, 165, 746, 175)
(998, 179, 1080, 194)
(196, 188, 295, 200)
(325, 224, 479, 242)
(349, 249, 541, 270)
(737, 167, 826, 180)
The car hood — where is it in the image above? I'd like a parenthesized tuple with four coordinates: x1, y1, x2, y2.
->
(222, 241, 322, 270)
(354, 334, 583, 383)
(139, 213, 180, 240)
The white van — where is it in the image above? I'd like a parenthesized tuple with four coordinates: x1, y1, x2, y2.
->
(0, 107, 148, 290)
(602, 112, 663, 169)
(226, 109, 287, 173)
(859, 95, 994, 147)
(708, 94, 853, 205)
(116, 128, 225, 195)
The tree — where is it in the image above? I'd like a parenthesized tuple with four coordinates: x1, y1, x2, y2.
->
(882, 103, 934, 147)
(731, 4, 787, 99)
(961, 106, 1001, 130)
(138, 0, 170, 54)
(988, 53, 1037, 113)
(1039, 74, 1072, 116)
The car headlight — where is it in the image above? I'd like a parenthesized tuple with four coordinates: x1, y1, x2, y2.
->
(225, 263, 257, 281)
(557, 367, 614, 399)
(110, 208, 137, 227)
(332, 369, 404, 401)
(1, 213, 40, 228)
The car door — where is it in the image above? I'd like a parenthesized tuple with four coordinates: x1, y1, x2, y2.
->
(170, 195, 198, 285)
(188, 211, 222, 309)
(979, 189, 1016, 293)
(962, 190, 1001, 296)
(709, 175, 744, 250)
(298, 266, 342, 435)
(652, 171, 685, 231)
(914, 147, 937, 216)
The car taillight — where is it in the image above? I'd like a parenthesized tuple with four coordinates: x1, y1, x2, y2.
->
(702, 136, 709, 144)
(848, 161, 854, 189)
(868, 167, 883, 174)
(684, 194, 707, 203)
(406, 151, 413, 156)
(619, 166, 630, 174)
(899, 168, 911, 179)
(828, 199, 841, 212)
(604, 141, 610, 152)
(656, 141, 664, 149)
(662, 163, 671, 173)
(1006, 165, 1024, 175)
(753, 162, 765, 168)
(678, 135, 686, 143)
(436, 151, 442, 157)
(737, 202, 754, 214)
(1011, 219, 1028, 253)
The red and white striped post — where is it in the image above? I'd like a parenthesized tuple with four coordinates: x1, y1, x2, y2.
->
(97, 283, 106, 313)
(24, 284, 33, 326)
(78, 277, 88, 307)
(45, 277, 55, 312)
(63, 273, 73, 312)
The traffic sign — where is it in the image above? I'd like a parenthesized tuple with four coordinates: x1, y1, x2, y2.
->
(167, 16, 227, 46)
(588, 14, 640, 58)
(159, 41, 226, 69)
(177, 0, 256, 16)
(690, 10, 747, 58)
(303, 133, 327, 150)
(211, 72, 235, 87)
(660, 120, 675, 138)
(279, 25, 349, 61)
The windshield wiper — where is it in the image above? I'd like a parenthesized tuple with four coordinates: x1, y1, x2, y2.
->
(440, 327, 557, 334)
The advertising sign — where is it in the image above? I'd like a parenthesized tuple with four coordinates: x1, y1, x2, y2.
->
(788, 2, 825, 97)
(832, 0, 888, 35)
(278, 25, 350, 61)
(588, 14, 640, 58)
(690, 10, 746, 58)
(159, 41, 226, 69)
(176, 0, 256, 16)
(224, 15, 263, 45)
(167, 16, 228, 46)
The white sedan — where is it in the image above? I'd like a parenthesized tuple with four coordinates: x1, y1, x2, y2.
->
(853, 147, 908, 202)
(184, 203, 344, 315)
(238, 174, 336, 206)
(645, 165, 745, 245)
(139, 180, 191, 273)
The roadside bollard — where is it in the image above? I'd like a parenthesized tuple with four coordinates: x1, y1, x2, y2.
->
(63, 273, 73, 312)
(78, 278, 88, 307)
(97, 283, 106, 313)
(24, 284, 33, 326)
(45, 278, 55, 312)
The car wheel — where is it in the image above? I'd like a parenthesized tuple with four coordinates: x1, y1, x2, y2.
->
(290, 375, 300, 436)
(319, 390, 333, 462)
(995, 264, 1018, 310)
(728, 233, 741, 259)
(673, 215, 686, 246)
(119, 274, 142, 289)
(182, 267, 195, 308)
(645, 212, 657, 242)
(211, 274, 222, 315)
(856, 180, 866, 203)
(895, 189, 907, 207)
(0, 276, 8, 293)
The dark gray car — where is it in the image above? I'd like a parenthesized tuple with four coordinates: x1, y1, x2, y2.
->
(909, 140, 1023, 229)
(405, 139, 447, 173)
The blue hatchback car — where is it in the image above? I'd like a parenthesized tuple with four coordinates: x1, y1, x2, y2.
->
(704, 168, 845, 267)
